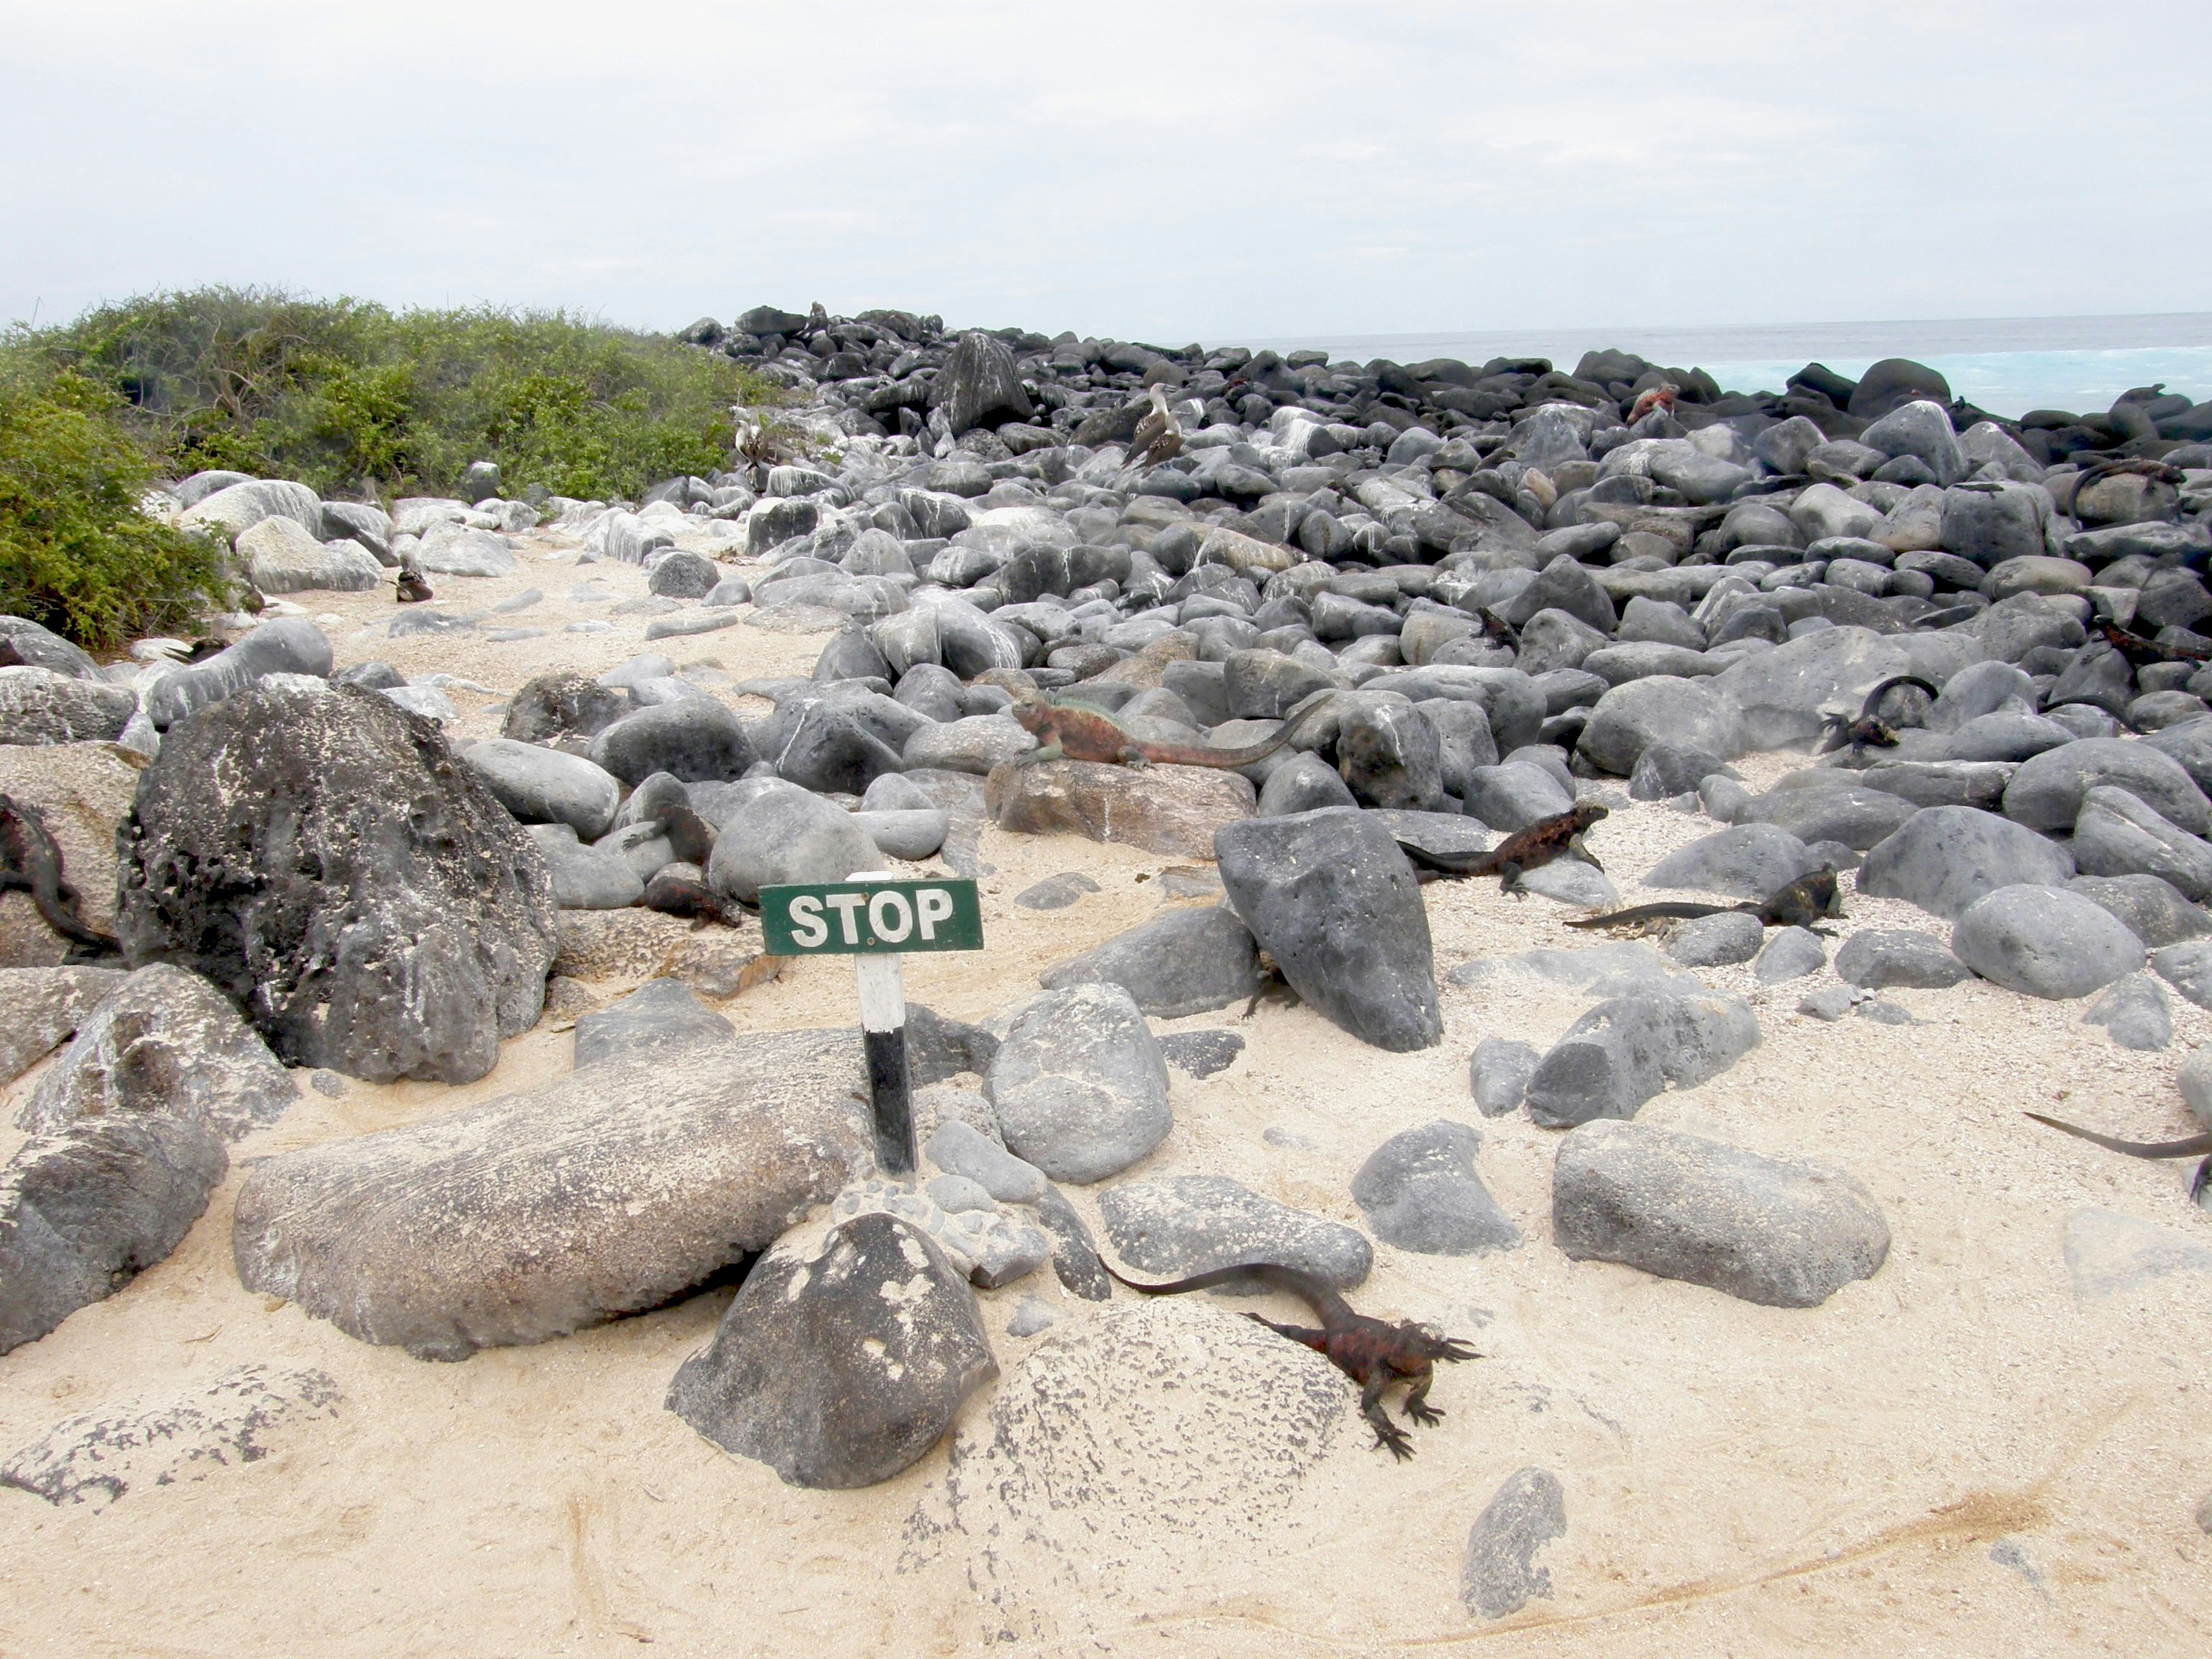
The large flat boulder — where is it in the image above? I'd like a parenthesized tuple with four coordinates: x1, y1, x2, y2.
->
(986, 759, 1254, 860)
(232, 1028, 871, 1359)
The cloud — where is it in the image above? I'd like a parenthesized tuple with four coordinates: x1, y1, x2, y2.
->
(4, 0, 2208, 343)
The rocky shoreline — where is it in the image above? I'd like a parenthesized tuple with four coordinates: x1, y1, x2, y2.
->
(4, 302, 2212, 1645)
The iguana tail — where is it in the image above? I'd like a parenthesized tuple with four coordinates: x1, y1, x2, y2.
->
(1564, 900, 1732, 930)
(1856, 675, 1941, 725)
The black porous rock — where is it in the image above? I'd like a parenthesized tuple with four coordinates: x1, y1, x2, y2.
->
(115, 680, 556, 1085)
(1215, 808, 1442, 1052)
(590, 700, 759, 786)
(500, 670, 627, 745)
(0, 1115, 228, 1354)
(1158, 1029, 1245, 1077)
(1552, 1119, 1890, 1307)
(1350, 1120, 1521, 1256)
(667, 1213, 997, 1489)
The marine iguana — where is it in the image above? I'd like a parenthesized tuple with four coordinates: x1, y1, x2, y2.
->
(2024, 1112, 2212, 1202)
(1100, 1259, 1480, 1461)
(2095, 619, 2211, 667)
(1817, 675, 1941, 756)
(1563, 866, 1843, 935)
(0, 793, 117, 957)
(1008, 686, 1336, 770)
(1396, 803, 1609, 896)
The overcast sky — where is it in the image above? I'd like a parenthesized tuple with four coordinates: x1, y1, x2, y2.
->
(6, 1, 2208, 346)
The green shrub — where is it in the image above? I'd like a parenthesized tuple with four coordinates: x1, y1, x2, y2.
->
(36, 288, 781, 503)
(0, 354, 230, 649)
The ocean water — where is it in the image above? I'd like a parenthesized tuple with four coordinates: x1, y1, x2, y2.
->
(1231, 315, 2212, 421)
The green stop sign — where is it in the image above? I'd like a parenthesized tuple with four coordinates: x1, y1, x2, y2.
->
(758, 878, 985, 956)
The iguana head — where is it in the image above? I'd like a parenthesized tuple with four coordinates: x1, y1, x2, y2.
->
(1008, 691, 1052, 737)
(1573, 803, 1610, 832)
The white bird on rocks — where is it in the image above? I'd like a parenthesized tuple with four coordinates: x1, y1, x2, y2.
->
(1123, 383, 1185, 472)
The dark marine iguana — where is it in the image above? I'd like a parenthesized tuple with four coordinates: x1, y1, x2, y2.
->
(0, 793, 117, 958)
(1397, 803, 1609, 896)
(1008, 686, 1336, 770)
(2095, 619, 2212, 668)
(2024, 1112, 2212, 1202)
(1563, 866, 1843, 935)
(1817, 675, 1941, 757)
(1100, 1258, 1480, 1461)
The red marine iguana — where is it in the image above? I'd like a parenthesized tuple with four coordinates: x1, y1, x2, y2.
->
(1008, 687, 1336, 770)
(1395, 803, 1609, 896)
(1100, 1259, 1480, 1460)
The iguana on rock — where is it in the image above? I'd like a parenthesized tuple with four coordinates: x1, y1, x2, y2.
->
(1008, 687, 1336, 770)
(1100, 1258, 1480, 1461)
(1397, 803, 1609, 896)
(1817, 676, 1940, 756)
(1564, 866, 1843, 935)
(0, 793, 117, 957)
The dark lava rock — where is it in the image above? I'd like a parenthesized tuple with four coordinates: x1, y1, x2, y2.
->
(115, 680, 556, 1085)
(1642, 823, 1824, 899)
(1258, 751, 1359, 815)
(666, 1213, 996, 1489)
(1737, 782, 1916, 850)
(1470, 1038, 1539, 1117)
(1349, 1120, 1520, 1255)
(2067, 874, 2212, 947)
(1552, 1119, 1890, 1306)
(1215, 808, 1442, 1051)
(0, 966, 123, 1088)
(647, 550, 720, 598)
(930, 331, 1035, 435)
(1335, 696, 1444, 811)
(905, 1002, 1001, 1086)
(1662, 911, 1764, 967)
(0, 1115, 228, 1354)
(1038, 906, 1259, 1019)
(2082, 974, 2171, 1051)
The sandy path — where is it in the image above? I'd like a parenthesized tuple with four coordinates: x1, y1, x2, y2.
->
(4, 540, 2210, 1657)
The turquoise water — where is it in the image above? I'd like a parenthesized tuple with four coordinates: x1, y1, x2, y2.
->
(1231, 315, 2212, 421)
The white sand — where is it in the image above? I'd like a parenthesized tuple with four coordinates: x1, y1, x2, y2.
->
(4, 539, 2211, 1655)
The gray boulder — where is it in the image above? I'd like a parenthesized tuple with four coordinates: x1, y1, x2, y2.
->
(1524, 988, 1760, 1128)
(1860, 400, 1966, 485)
(233, 1028, 870, 1358)
(1755, 926, 1827, 984)
(528, 824, 645, 909)
(2067, 874, 2212, 946)
(2082, 974, 2172, 1051)
(1334, 696, 1444, 811)
(0, 966, 124, 1087)
(2071, 786, 2212, 902)
(116, 680, 555, 1085)
(1662, 911, 1764, 967)
(1036, 906, 1259, 1018)
(1737, 782, 1916, 850)
(0, 1115, 228, 1354)
(1100, 1174, 1372, 1286)
(985, 984, 1171, 1184)
(1642, 823, 1824, 899)
(2153, 941, 2212, 1011)
(18, 964, 297, 1143)
(1951, 885, 2146, 998)
(143, 617, 333, 729)
(1833, 930, 1973, 990)
(925, 1120, 1047, 1204)
(1258, 751, 1358, 814)
(1461, 762, 1573, 832)
(666, 1213, 995, 1488)
(572, 978, 733, 1067)
(1215, 809, 1442, 1051)
(0, 667, 138, 745)
(1857, 805, 2074, 919)
(1350, 1120, 1521, 1255)
(590, 700, 758, 786)
(706, 780, 880, 904)
(930, 331, 1035, 434)
(2002, 738, 2211, 835)
(1577, 676, 1745, 775)
(1461, 1467, 1567, 1619)
(1552, 1120, 1890, 1306)
(846, 808, 948, 860)
(463, 739, 622, 838)
(1470, 1038, 1539, 1117)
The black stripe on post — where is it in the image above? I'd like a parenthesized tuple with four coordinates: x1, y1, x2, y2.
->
(864, 1025, 914, 1175)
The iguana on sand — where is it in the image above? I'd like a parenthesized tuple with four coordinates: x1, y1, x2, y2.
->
(1009, 687, 1336, 769)
(1564, 867, 1843, 935)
